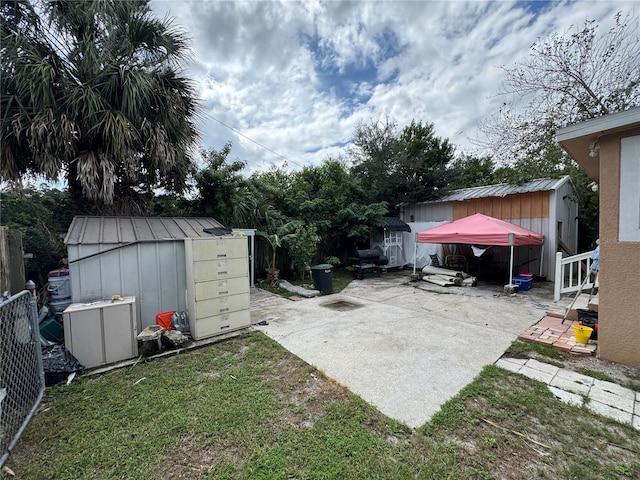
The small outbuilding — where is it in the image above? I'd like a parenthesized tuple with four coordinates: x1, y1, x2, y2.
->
(369, 217, 412, 268)
(417, 213, 544, 284)
(64, 216, 255, 336)
(398, 176, 578, 280)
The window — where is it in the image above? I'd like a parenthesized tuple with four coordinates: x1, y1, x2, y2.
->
(385, 231, 402, 246)
(619, 135, 640, 241)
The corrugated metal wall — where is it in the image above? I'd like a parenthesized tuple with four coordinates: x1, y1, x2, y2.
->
(555, 180, 579, 253)
(67, 241, 187, 331)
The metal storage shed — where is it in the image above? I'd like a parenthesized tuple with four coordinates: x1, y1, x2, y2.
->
(64, 216, 255, 333)
(398, 176, 578, 280)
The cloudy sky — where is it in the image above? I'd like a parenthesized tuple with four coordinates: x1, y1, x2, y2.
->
(150, 0, 637, 173)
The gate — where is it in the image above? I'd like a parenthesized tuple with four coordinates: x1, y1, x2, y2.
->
(0, 291, 44, 467)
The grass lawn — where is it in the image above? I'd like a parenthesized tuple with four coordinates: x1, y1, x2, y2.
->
(4, 332, 640, 480)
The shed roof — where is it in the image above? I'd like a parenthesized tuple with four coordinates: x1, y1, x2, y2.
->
(399, 176, 572, 206)
(381, 217, 411, 232)
(64, 216, 225, 245)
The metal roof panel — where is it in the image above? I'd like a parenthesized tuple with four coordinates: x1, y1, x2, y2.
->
(425, 176, 569, 204)
(64, 216, 225, 245)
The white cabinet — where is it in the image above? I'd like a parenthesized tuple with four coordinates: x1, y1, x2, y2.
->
(63, 296, 138, 369)
(185, 237, 250, 340)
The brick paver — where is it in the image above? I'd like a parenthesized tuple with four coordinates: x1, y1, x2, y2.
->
(519, 316, 597, 356)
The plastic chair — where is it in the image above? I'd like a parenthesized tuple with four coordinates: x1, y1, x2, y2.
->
(445, 254, 467, 272)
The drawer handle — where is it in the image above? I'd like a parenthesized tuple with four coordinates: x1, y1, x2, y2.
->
(217, 254, 227, 257)
(221, 324, 230, 329)
(220, 308, 229, 313)
(218, 271, 227, 275)
(219, 290, 228, 295)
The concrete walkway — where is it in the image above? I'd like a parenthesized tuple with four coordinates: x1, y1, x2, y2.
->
(250, 273, 561, 428)
(497, 357, 640, 430)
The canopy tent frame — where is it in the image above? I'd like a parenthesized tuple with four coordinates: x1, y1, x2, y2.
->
(415, 213, 544, 286)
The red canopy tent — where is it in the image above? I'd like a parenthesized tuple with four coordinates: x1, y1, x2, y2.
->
(416, 213, 544, 284)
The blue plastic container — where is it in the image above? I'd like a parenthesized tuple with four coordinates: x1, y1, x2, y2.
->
(513, 275, 532, 291)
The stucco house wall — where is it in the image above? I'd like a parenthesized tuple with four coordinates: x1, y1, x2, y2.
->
(557, 108, 640, 368)
(597, 129, 640, 368)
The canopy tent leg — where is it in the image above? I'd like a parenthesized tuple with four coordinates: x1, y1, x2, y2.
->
(539, 243, 544, 277)
(509, 244, 514, 285)
(507, 232, 516, 286)
(412, 233, 418, 276)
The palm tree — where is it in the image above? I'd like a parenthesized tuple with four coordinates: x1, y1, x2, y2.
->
(257, 220, 303, 286)
(1, 0, 199, 213)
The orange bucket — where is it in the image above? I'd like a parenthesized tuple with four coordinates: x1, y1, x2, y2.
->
(156, 311, 174, 330)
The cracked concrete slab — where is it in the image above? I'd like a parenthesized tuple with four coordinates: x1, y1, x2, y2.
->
(250, 272, 552, 428)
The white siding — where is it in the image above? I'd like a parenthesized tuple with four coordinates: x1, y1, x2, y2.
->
(620, 135, 640, 241)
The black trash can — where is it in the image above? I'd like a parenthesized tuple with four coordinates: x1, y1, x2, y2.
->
(311, 264, 334, 294)
(577, 309, 598, 340)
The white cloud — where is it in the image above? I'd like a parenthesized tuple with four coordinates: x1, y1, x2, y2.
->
(152, 0, 636, 172)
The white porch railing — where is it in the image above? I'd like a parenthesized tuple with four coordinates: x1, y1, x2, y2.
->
(554, 250, 598, 301)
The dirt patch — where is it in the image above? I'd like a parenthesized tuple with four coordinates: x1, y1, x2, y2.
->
(561, 354, 640, 386)
(263, 355, 351, 430)
(321, 299, 363, 312)
(148, 434, 249, 479)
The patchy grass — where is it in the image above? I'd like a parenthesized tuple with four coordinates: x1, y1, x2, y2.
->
(257, 267, 353, 297)
(506, 339, 570, 361)
(577, 369, 616, 383)
(572, 369, 640, 394)
(5, 333, 640, 480)
(623, 380, 640, 393)
(255, 280, 297, 297)
(422, 365, 640, 479)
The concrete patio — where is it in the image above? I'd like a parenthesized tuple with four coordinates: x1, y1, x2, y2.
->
(249, 270, 567, 428)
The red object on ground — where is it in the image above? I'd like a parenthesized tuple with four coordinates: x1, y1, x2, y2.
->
(156, 311, 174, 330)
(579, 321, 598, 332)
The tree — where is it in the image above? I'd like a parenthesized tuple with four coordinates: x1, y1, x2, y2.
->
(248, 160, 387, 263)
(348, 118, 400, 204)
(395, 120, 455, 202)
(0, 187, 74, 285)
(479, 13, 639, 247)
(290, 160, 388, 261)
(193, 143, 256, 227)
(1, 0, 199, 213)
(257, 220, 304, 286)
(349, 119, 455, 207)
(447, 154, 497, 189)
(481, 12, 640, 166)
(285, 223, 320, 282)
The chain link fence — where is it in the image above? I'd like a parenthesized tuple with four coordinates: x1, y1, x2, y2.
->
(0, 291, 44, 467)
